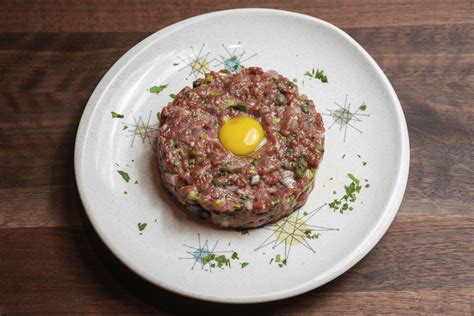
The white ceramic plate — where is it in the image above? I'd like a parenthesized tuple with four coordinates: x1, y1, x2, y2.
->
(75, 9, 409, 303)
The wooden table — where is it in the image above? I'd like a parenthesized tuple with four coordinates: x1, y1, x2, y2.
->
(1, 1, 473, 314)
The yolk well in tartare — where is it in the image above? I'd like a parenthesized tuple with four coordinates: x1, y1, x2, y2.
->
(219, 116, 265, 156)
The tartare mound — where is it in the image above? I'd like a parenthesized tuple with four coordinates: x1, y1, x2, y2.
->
(157, 67, 325, 228)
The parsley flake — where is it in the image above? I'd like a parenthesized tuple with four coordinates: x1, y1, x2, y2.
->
(117, 170, 130, 182)
(149, 84, 168, 94)
(304, 68, 328, 83)
(304, 229, 320, 239)
(241, 262, 249, 269)
(111, 111, 124, 119)
(137, 223, 147, 232)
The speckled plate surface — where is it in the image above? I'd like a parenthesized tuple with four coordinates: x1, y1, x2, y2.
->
(74, 9, 409, 303)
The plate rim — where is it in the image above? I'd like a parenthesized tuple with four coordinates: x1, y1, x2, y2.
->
(74, 8, 410, 304)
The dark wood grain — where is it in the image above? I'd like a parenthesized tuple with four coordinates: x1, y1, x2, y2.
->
(0, 215, 472, 314)
(0, 0, 473, 313)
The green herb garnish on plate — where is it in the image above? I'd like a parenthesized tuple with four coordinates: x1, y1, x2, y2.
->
(111, 111, 124, 119)
(149, 84, 168, 94)
(117, 170, 130, 182)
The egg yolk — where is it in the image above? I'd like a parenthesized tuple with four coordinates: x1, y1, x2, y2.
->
(219, 117, 264, 156)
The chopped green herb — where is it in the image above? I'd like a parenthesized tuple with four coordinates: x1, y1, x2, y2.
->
(329, 173, 365, 213)
(302, 184, 310, 192)
(111, 111, 124, 119)
(333, 190, 337, 194)
(169, 94, 176, 99)
(294, 162, 307, 178)
(304, 68, 328, 83)
(202, 254, 215, 265)
(137, 223, 147, 232)
(231, 252, 239, 260)
(304, 229, 320, 239)
(347, 173, 360, 185)
(365, 183, 370, 188)
(199, 130, 206, 139)
(292, 78, 298, 82)
(227, 100, 247, 111)
(122, 125, 128, 130)
(215, 255, 231, 268)
(238, 228, 249, 235)
(235, 102, 247, 112)
(117, 170, 130, 182)
(359, 103, 367, 111)
(286, 147, 294, 154)
(226, 99, 235, 108)
(124, 191, 128, 194)
(275, 254, 281, 263)
(363, 161, 367, 166)
(285, 135, 294, 144)
(149, 84, 168, 94)
(303, 211, 309, 216)
(315, 69, 328, 83)
(134, 180, 138, 184)
(156, 112, 161, 120)
(241, 262, 249, 269)
(269, 258, 274, 264)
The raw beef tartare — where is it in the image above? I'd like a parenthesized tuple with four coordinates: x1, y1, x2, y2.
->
(157, 67, 325, 228)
